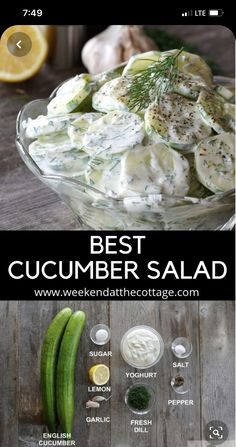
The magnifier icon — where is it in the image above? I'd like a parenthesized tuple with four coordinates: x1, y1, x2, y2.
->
(213, 429, 220, 437)
(205, 420, 228, 444)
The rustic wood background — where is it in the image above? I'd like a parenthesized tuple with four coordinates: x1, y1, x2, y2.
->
(0, 25, 235, 230)
(0, 300, 234, 447)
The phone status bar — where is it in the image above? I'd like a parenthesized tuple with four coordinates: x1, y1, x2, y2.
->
(181, 9, 224, 17)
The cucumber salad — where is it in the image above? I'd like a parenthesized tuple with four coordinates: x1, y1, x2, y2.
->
(24, 49, 235, 204)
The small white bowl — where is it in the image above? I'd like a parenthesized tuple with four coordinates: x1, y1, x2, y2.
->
(120, 325, 164, 369)
(171, 337, 192, 359)
(90, 324, 111, 346)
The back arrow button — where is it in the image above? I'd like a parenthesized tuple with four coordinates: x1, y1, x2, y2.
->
(7, 32, 32, 57)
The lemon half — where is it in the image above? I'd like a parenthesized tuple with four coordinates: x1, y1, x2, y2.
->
(0, 25, 48, 82)
(89, 364, 110, 386)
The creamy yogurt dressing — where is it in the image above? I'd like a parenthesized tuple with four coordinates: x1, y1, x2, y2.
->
(122, 327, 162, 368)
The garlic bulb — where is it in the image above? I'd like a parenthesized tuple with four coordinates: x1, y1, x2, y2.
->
(82, 25, 158, 74)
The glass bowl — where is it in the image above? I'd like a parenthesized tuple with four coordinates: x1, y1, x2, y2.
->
(171, 337, 192, 359)
(120, 325, 164, 369)
(90, 324, 111, 346)
(170, 375, 189, 394)
(125, 383, 156, 415)
(15, 77, 235, 230)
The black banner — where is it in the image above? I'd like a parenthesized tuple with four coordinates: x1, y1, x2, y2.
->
(1, 231, 234, 300)
(0, 5, 234, 28)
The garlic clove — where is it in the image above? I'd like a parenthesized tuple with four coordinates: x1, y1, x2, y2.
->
(86, 400, 100, 408)
(82, 25, 158, 75)
(91, 396, 107, 402)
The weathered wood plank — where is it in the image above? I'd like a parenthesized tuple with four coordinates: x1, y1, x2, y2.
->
(155, 301, 201, 447)
(17, 300, 111, 447)
(110, 301, 201, 447)
(110, 301, 158, 447)
(18, 301, 56, 446)
(200, 301, 235, 441)
(0, 301, 19, 446)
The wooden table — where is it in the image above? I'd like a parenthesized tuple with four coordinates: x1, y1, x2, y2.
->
(0, 300, 234, 446)
(0, 25, 235, 230)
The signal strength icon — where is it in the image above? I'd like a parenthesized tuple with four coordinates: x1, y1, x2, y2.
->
(182, 10, 193, 16)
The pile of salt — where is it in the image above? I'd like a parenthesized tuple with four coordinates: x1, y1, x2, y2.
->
(174, 344, 186, 356)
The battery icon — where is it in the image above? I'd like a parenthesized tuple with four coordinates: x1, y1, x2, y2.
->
(209, 9, 224, 16)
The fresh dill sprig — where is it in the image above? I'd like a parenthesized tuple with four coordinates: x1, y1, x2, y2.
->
(127, 48, 184, 111)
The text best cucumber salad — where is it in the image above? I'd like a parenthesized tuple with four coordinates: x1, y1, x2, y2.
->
(23, 49, 235, 228)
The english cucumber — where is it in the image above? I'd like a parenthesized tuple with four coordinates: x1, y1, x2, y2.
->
(56, 310, 86, 436)
(40, 307, 73, 433)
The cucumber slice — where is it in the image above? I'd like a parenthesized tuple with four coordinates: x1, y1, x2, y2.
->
(224, 103, 235, 131)
(185, 153, 211, 199)
(197, 89, 233, 133)
(123, 49, 212, 86)
(171, 72, 207, 100)
(41, 149, 88, 176)
(30, 133, 72, 153)
(85, 142, 190, 198)
(68, 113, 103, 150)
(29, 134, 89, 177)
(85, 156, 123, 196)
(195, 132, 235, 193)
(214, 85, 235, 103)
(119, 143, 190, 197)
(24, 113, 82, 138)
(93, 63, 126, 88)
(152, 72, 207, 101)
(56, 74, 91, 96)
(47, 74, 93, 115)
(92, 76, 130, 113)
(123, 51, 161, 76)
(175, 50, 213, 86)
(145, 93, 212, 150)
(82, 111, 145, 158)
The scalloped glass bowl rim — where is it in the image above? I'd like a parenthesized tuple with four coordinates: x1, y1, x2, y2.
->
(15, 75, 235, 205)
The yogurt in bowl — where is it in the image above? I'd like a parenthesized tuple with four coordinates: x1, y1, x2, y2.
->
(120, 325, 164, 369)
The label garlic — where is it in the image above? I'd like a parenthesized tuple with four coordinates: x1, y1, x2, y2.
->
(82, 25, 158, 74)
